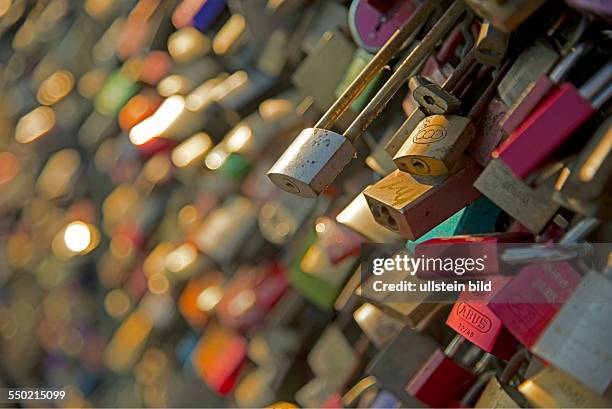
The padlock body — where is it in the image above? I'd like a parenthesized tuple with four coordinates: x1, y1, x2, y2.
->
(385, 108, 427, 157)
(364, 159, 481, 240)
(405, 349, 476, 407)
(474, 158, 559, 233)
(531, 272, 612, 394)
(394, 115, 474, 176)
(446, 277, 519, 361)
(468, 98, 509, 166)
(475, 21, 509, 66)
(494, 83, 594, 179)
(268, 128, 356, 198)
(475, 376, 527, 408)
(501, 75, 555, 135)
(489, 261, 581, 348)
(412, 83, 461, 115)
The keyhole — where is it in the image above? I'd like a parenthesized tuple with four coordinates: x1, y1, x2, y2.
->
(423, 95, 435, 106)
(411, 158, 430, 174)
(380, 206, 398, 231)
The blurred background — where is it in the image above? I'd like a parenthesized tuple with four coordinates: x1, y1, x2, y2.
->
(0, 0, 610, 408)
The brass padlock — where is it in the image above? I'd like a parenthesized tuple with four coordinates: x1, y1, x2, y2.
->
(268, 1, 464, 197)
(394, 59, 510, 176)
(474, 349, 530, 408)
(385, 46, 478, 158)
(335, 191, 404, 243)
(363, 156, 482, 239)
(475, 20, 509, 66)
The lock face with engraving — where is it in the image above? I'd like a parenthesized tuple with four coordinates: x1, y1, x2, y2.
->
(394, 114, 474, 176)
(364, 157, 482, 239)
(446, 276, 519, 360)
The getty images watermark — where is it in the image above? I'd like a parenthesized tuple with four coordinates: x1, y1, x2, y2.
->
(359, 242, 612, 303)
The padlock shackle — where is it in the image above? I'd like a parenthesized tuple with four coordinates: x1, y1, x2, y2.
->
(500, 348, 530, 384)
(559, 216, 600, 245)
(467, 57, 512, 119)
(315, 0, 438, 130)
(579, 62, 612, 102)
(341, 376, 378, 407)
(442, 47, 475, 92)
(549, 43, 590, 83)
(343, 0, 467, 143)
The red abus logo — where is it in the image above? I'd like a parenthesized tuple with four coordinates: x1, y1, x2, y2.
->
(456, 302, 491, 333)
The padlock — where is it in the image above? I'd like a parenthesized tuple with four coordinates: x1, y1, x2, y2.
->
(366, 325, 439, 405)
(386, 46, 478, 157)
(394, 59, 510, 176)
(335, 192, 404, 243)
(289, 233, 356, 310)
(341, 376, 379, 408)
(465, 0, 547, 32)
(291, 28, 357, 112)
(363, 156, 482, 240)
(308, 324, 360, 392)
(474, 349, 530, 408)
(531, 269, 612, 395)
(404, 336, 479, 407)
(501, 43, 590, 135)
(474, 20, 509, 66)
(194, 195, 259, 266)
(353, 302, 405, 349)
(216, 261, 288, 332)
(268, 0, 463, 197)
(178, 271, 225, 328)
(258, 191, 317, 245)
(446, 275, 520, 360)
(519, 366, 611, 408)
(192, 324, 247, 396)
(555, 117, 612, 216)
(497, 40, 559, 109)
(315, 216, 364, 264)
(474, 158, 560, 233)
(494, 62, 612, 179)
(467, 98, 508, 166)
(348, 0, 424, 53)
(489, 243, 586, 345)
(414, 231, 534, 278)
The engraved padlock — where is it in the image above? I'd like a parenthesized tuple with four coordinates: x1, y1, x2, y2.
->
(394, 59, 510, 176)
(268, 0, 465, 197)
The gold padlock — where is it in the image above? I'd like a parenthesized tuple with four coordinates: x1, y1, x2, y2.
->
(475, 20, 510, 66)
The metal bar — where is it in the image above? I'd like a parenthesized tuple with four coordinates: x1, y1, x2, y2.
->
(315, 0, 438, 129)
(343, 0, 466, 143)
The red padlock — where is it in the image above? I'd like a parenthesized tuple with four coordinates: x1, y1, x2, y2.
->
(488, 261, 581, 348)
(405, 336, 478, 407)
(216, 260, 288, 332)
(501, 43, 590, 135)
(446, 275, 519, 360)
(493, 61, 612, 179)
